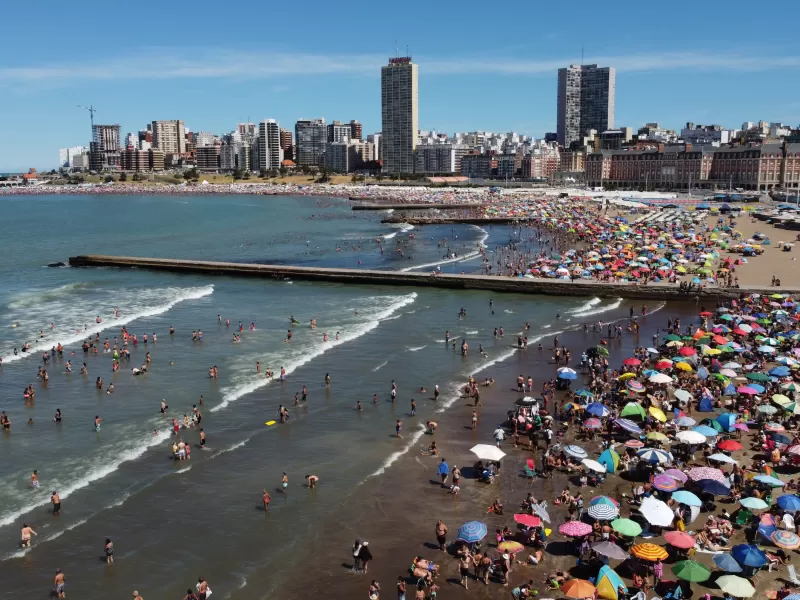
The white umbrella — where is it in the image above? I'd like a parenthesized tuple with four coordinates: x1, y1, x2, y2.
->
(716, 575, 755, 598)
(646, 347, 660, 354)
(649, 373, 673, 384)
(470, 444, 506, 462)
(673, 389, 693, 403)
(639, 496, 675, 527)
(676, 430, 706, 444)
(582, 458, 606, 473)
(564, 445, 588, 459)
(708, 453, 737, 464)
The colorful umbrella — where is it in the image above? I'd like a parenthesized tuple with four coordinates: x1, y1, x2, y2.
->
(653, 474, 681, 492)
(586, 402, 610, 417)
(611, 518, 642, 537)
(672, 490, 702, 507)
(588, 503, 619, 520)
(664, 468, 688, 483)
(637, 448, 672, 465)
(631, 543, 668, 561)
(584, 418, 602, 429)
(561, 579, 597, 599)
(596, 566, 627, 600)
(771, 530, 800, 550)
(497, 540, 525, 554)
(717, 440, 742, 451)
(688, 466, 726, 482)
(559, 521, 593, 537)
(624, 439, 645, 448)
(457, 521, 487, 543)
(664, 530, 696, 549)
(564, 445, 588, 459)
(513, 514, 541, 527)
(777, 494, 800, 511)
(625, 381, 646, 394)
(615, 418, 643, 434)
(672, 560, 711, 582)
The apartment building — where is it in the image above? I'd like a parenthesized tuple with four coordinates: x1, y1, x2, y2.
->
(381, 57, 418, 174)
(151, 120, 187, 155)
(557, 64, 615, 147)
(295, 119, 326, 167)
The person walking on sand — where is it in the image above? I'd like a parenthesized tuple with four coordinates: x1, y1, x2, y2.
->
(437, 458, 449, 487)
(471, 409, 478, 431)
(459, 554, 472, 589)
(435, 519, 448, 551)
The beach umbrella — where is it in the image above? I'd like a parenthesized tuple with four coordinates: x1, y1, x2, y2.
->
(777, 494, 800, 511)
(746, 372, 770, 382)
(561, 579, 596, 599)
(675, 416, 696, 427)
(676, 430, 706, 444)
(564, 445, 588, 459)
(672, 490, 702, 507)
(625, 381, 646, 394)
(637, 448, 672, 465)
(653, 474, 681, 492)
(764, 422, 786, 432)
(664, 530, 696, 549)
(588, 502, 619, 520)
(457, 521, 487, 543)
(624, 439, 644, 448)
(557, 367, 578, 380)
(575, 389, 594, 397)
(513, 514, 541, 527)
(694, 424, 720, 437)
(586, 402, 610, 417)
(757, 405, 778, 417)
(717, 413, 738, 431)
(608, 517, 642, 540)
(772, 530, 800, 550)
(589, 495, 620, 508)
(708, 453, 737, 464)
(596, 566, 627, 600)
(615, 418, 643, 435)
(661, 470, 687, 485)
(782, 382, 800, 392)
(770, 366, 791, 377)
(773, 393, 792, 405)
(740, 497, 769, 510)
(584, 418, 602, 429)
(754, 474, 786, 487)
(679, 347, 697, 356)
(649, 373, 672, 384)
(716, 575, 756, 597)
(531, 502, 550, 523)
(497, 540, 525, 554)
(737, 386, 758, 395)
(713, 554, 743, 573)
(770, 433, 792, 445)
(673, 560, 711, 582)
(655, 359, 674, 370)
(649, 407, 669, 423)
(688, 468, 725, 484)
(717, 439, 742, 451)
(674, 362, 693, 372)
(592, 541, 628, 560)
(731, 544, 767, 568)
(621, 402, 647, 418)
(582, 458, 606, 473)
(640, 497, 675, 526)
(647, 431, 669, 442)
(699, 479, 731, 495)
(470, 444, 506, 462)
(595, 346, 609, 356)
(674, 389, 693, 402)
(631, 543, 668, 561)
(623, 357, 641, 366)
(559, 521, 593, 537)
(758, 346, 777, 354)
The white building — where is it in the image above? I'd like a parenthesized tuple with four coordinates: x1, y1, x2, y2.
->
(58, 146, 89, 168)
(255, 119, 281, 172)
(680, 123, 734, 146)
(381, 57, 418, 174)
(124, 133, 139, 150)
(195, 131, 218, 147)
(367, 133, 381, 163)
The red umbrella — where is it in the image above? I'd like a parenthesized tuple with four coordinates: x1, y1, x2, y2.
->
(655, 360, 673, 370)
(623, 358, 641, 366)
(732, 328, 748, 336)
(699, 311, 713, 317)
(514, 514, 542, 527)
(664, 530, 696, 549)
(717, 440, 742, 451)
(712, 335, 729, 345)
(678, 347, 696, 356)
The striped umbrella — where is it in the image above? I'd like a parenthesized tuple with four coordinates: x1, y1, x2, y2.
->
(653, 474, 681, 492)
(771, 530, 800, 550)
(631, 543, 668, 561)
(637, 448, 672, 465)
(457, 521, 487, 543)
(765, 422, 786, 432)
(564, 445, 588, 459)
(626, 380, 646, 393)
(624, 439, 645, 449)
(588, 503, 619, 520)
(688, 466, 726, 482)
(615, 418, 643, 435)
(559, 521, 593, 537)
(590, 495, 620, 507)
(584, 418, 602, 429)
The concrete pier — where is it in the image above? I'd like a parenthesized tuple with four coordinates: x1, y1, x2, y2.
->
(68, 255, 797, 300)
(351, 202, 482, 210)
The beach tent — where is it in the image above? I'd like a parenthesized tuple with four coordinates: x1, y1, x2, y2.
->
(596, 565, 627, 600)
(598, 448, 621, 474)
(698, 396, 714, 412)
(717, 413, 737, 432)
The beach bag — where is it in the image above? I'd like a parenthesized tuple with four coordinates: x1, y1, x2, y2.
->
(676, 518, 685, 532)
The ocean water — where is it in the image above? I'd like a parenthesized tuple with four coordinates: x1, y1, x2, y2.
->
(0, 194, 631, 599)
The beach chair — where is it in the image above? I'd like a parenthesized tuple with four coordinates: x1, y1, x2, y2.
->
(787, 563, 800, 586)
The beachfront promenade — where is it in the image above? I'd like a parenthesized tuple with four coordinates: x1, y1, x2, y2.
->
(68, 255, 799, 299)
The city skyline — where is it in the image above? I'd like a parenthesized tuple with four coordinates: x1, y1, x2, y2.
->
(2, 0, 800, 170)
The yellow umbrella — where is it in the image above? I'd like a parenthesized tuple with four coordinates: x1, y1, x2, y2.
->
(674, 362, 693, 372)
(702, 347, 722, 356)
(648, 406, 667, 422)
(676, 266, 687, 273)
(666, 340, 684, 348)
(647, 431, 669, 442)
(618, 373, 637, 381)
(773, 394, 791, 405)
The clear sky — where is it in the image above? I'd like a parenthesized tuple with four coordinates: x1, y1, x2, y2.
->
(2, 0, 799, 171)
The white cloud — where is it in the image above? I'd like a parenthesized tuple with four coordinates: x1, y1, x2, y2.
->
(1, 48, 797, 85)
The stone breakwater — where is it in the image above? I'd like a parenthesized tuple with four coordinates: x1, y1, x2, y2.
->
(67, 255, 798, 300)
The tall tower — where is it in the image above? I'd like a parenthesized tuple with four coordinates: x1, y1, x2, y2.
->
(557, 64, 615, 147)
(381, 57, 418, 174)
(257, 119, 281, 170)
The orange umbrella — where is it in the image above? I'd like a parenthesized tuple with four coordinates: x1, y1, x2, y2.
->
(562, 579, 597, 599)
(631, 543, 669, 561)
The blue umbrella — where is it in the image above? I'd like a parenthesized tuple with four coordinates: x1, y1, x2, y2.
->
(696, 366, 709, 380)
(713, 553, 743, 573)
(457, 521, 487, 543)
(586, 402, 609, 417)
(770, 433, 792, 445)
(699, 479, 730, 495)
(637, 448, 672, 464)
(558, 370, 578, 380)
(575, 389, 594, 397)
(731, 544, 768, 568)
(615, 418, 643, 435)
(693, 425, 719, 437)
(777, 494, 800, 512)
(770, 366, 791, 377)
(672, 490, 702, 507)
(747, 383, 766, 394)
(754, 475, 786, 487)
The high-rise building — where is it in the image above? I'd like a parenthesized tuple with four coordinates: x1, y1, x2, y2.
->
(327, 121, 352, 143)
(196, 145, 221, 171)
(257, 119, 282, 171)
(414, 143, 469, 174)
(151, 120, 187, 155)
(90, 124, 121, 171)
(350, 120, 363, 141)
(557, 64, 615, 147)
(381, 57, 419, 174)
(295, 119, 327, 167)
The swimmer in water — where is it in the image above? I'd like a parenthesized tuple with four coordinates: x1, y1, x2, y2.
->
(305, 474, 319, 488)
(356, 400, 363, 410)
(94, 415, 102, 432)
(31, 470, 40, 489)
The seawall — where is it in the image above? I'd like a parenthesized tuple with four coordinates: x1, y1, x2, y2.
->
(351, 202, 483, 210)
(67, 255, 798, 300)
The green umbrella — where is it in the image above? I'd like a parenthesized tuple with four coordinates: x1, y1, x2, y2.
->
(595, 346, 610, 356)
(611, 518, 642, 537)
(664, 334, 682, 342)
(694, 337, 711, 346)
(621, 402, 647, 419)
(672, 560, 711, 582)
(746, 372, 770, 382)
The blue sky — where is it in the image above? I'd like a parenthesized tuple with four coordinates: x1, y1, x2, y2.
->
(2, 0, 799, 171)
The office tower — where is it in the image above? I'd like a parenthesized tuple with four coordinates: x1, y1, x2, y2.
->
(381, 57, 419, 174)
(557, 64, 615, 147)
(295, 119, 327, 166)
(257, 119, 282, 171)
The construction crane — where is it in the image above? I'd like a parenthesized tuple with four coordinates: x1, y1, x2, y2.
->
(77, 104, 97, 132)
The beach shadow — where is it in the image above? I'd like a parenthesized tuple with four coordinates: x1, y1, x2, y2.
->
(423, 542, 439, 551)
(544, 540, 575, 557)
(445, 578, 461, 586)
(429, 479, 443, 486)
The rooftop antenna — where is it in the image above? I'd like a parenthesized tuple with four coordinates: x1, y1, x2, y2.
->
(581, 46, 584, 66)
(395, 40, 399, 57)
